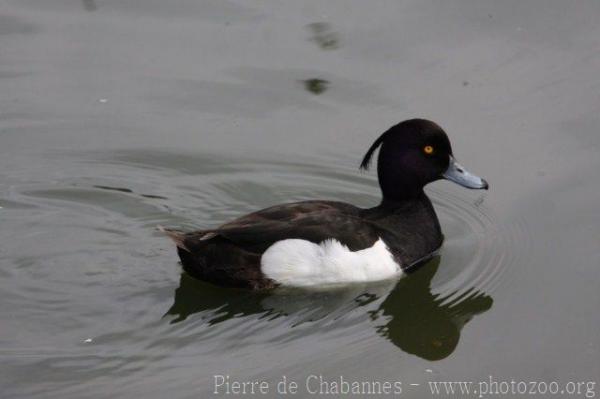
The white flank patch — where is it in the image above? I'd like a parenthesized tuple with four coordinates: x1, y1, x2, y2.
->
(261, 238, 402, 287)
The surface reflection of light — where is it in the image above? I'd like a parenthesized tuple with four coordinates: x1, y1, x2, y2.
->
(166, 257, 493, 361)
(82, 0, 97, 12)
(307, 22, 340, 50)
(302, 78, 330, 95)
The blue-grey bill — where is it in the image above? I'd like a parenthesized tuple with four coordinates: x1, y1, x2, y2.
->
(443, 156, 489, 190)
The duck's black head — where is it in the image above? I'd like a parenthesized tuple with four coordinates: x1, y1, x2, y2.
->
(361, 119, 488, 201)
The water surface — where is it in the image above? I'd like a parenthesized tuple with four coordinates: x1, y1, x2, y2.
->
(1, 1, 599, 398)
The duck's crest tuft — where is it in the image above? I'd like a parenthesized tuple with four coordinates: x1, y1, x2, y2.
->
(360, 127, 391, 170)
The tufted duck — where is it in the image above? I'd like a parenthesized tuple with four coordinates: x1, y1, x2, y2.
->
(161, 119, 488, 289)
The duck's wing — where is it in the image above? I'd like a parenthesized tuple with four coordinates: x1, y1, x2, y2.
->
(178, 200, 381, 254)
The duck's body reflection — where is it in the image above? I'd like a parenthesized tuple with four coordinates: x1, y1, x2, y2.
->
(370, 259, 493, 360)
(166, 258, 492, 360)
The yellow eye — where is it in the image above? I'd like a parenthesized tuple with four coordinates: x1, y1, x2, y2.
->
(423, 145, 434, 155)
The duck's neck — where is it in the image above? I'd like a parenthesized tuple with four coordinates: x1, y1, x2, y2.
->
(363, 191, 436, 220)
(379, 190, 429, 210)
(362, 191, 444, 268)
(377, 157, 427, 201)
(379, 184, 425, 202)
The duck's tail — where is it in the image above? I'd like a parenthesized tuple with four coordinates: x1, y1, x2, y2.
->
(157, 225, 190, 252)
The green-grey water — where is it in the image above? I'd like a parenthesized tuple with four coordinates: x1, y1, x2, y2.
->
(0, 1, 598, 398)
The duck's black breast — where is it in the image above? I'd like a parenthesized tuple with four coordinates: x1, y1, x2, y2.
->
(174, 196, 442, 289)
(361, 194, 443, 270)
